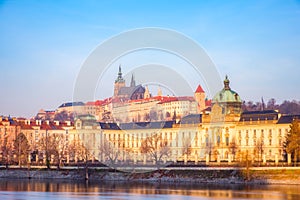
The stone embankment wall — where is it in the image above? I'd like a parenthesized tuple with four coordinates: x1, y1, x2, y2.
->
(0, 167, 299, 185)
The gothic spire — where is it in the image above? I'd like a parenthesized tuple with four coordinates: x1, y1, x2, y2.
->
(115, 64, 124, 83)
(130, 73, 136, 87)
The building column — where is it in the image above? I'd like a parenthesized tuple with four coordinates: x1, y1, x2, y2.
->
(35, 154, 38, 163)
(288, 153, 292, 165)
(262, 154, 266, 164)
(184, 154, 187, 164)
(228, 154, 232, 164)
(206, 154, 210, 164)
(51, 155, 54, 164)
(217, 155, 221, 164)
(143, 154, 146, 165)
(275, 154, 279, 166)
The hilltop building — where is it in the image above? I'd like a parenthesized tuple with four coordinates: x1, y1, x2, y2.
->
(114, 65, 145, 100)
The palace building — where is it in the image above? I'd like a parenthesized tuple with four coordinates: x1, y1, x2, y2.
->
(1, 73, 299, 166)
(71, 76, 299, 166)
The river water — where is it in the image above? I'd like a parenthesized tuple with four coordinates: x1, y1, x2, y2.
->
(0, 179, 299, 200)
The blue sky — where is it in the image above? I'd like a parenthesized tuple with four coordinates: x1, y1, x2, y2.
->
(1, 0, 300, 117)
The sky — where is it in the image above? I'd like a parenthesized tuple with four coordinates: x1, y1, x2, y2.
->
(1, 0, 300, 118)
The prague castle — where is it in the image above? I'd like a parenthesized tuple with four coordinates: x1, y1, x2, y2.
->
(0, 67, 299, 167)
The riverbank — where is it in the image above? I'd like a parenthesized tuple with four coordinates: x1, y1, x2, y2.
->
(0, 167, 299, 185)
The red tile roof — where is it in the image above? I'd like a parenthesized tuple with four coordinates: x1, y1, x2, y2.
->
(195, 85, 205, 93)
(205, 99, 212, 107)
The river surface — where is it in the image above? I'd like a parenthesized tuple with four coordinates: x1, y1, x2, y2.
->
(0, 179, 299, 200)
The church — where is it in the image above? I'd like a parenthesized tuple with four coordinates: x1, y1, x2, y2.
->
(113, 65, 145, 100)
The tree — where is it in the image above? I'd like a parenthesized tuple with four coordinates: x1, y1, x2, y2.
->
(98, 138, 120, 167)
(228, 139, 239, 161)
(13, 133, 30, 167)
(1, 139, 13, 168)
(267, 98, 278, 110)
(149, 109, 158, 121)
(285, 119, 300, 165)
(166, 112, 171, 119)
(255, 139, 264, 166)
(39, 133, 67, 169)
(205, 141, 214, 161)
(140, 133, 170, 165)
(172, 110, 177, 121)
(182, 138, 192, 161)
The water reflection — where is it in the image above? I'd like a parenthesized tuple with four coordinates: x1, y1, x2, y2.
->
(0, 180, 299, 200)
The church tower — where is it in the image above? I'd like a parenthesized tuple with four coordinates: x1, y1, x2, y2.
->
(130, 74, 136, 87)
(194, 85, 206, 113)
(114, 65, 125, 96)
(157, 86, 162, 97)
(144, 86, 150, 99)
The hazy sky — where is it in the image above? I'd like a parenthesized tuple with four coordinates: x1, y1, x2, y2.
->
(1, 0, 300, 118)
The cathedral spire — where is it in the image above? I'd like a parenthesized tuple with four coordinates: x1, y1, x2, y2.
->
(115, 65, 124, 83)
(130, 73, 136, 87)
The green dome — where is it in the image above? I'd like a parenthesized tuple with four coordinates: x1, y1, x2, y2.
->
(212, 75, 242, 104)
(213, 89, 241, 103)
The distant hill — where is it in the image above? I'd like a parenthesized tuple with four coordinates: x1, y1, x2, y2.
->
(242, 98, 300, 115)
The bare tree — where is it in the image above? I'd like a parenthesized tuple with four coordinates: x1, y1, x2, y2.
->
(39, 133, 66, 169)
(98, 138, 120, 167)
(255, 139, 264, 166)
(228, 139, 239, 161)
(149, 109, 158, 121)
(68, 139, 90, 163)
(1, 140, 13, 168)
(13, 133, 30, 167)
(140, 133, 170, 165)
(182, 137, 192, 161)
(240, 150, 252, 181)
(205, 141, 214, 161)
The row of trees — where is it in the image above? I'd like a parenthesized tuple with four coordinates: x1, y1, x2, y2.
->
(1, 119, 299, 168)
(242, 98, 300, 114)
(0, 133, 89, 168)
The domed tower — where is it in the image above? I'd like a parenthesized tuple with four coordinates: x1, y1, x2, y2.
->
(114, 65, 125, 96)
(212, 75, 242, 115)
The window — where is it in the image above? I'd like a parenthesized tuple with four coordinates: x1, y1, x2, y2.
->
(225, 136, 229, 146)
(217, 135, 221, 146)
(205, 137, 209, 147)
(279, 139, 282, 146)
